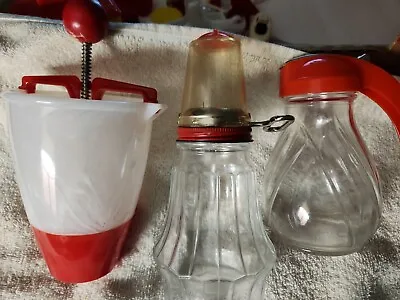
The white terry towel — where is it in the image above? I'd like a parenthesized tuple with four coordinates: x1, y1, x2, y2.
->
(0, 14, 399, 300)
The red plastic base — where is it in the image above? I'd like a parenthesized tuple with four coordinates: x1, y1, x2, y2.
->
(32, 219, 131, 283)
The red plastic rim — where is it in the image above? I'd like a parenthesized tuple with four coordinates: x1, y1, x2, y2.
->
(279, 54, 400, 138)
(279, 54, 361, 97)
(177, 127, 252, 142)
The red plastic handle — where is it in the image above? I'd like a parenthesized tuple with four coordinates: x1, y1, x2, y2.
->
(351, 57, 400, 137)
(91, 78, 158, 103)
(19, 75, 81, 98)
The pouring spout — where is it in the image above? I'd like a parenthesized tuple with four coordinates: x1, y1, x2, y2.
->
(142, 103, 167, 122)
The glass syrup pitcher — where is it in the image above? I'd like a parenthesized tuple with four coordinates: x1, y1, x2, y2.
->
(264, 54, 400, 255)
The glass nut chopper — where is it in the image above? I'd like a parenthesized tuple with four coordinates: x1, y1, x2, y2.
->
(264, 54, 400, 255)
(154, 30, 294, 300)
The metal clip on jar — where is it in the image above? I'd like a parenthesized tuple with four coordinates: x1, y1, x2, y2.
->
(154, 30, 293, 300)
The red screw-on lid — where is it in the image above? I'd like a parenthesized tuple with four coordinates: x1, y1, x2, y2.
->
(177, 127, 252, 142)
(279, 54, 362, 97)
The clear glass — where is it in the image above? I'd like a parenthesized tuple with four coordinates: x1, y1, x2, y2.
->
(264, 92, 381, 255)
(178, 31, 250, 127)
(154, 142, 276, 300)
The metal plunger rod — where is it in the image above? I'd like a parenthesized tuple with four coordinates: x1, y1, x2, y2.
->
(81, 42, 93, 99)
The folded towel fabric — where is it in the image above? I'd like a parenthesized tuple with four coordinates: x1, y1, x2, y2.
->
(0, 14, 399, 300)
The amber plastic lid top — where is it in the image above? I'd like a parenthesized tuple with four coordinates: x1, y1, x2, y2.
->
(178, 30, 250, 127)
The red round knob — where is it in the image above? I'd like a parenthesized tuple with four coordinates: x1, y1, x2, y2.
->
(62, 0, 108, 44)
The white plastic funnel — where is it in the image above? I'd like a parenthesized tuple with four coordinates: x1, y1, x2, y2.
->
(2, 90, 165, 235)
